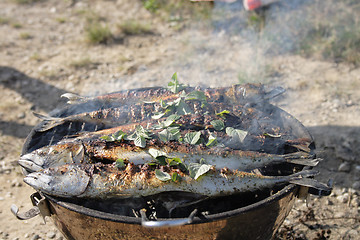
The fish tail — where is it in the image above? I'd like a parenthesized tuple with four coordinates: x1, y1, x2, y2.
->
(33, 112, 64, 132)
(286, 169, 319, 179)
(283, 169, 332, 195)
(289, 178, 332, 196)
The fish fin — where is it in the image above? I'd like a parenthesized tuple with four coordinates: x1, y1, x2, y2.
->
(289, 178, 332, 196)
(287, 169, 319, 179)
(263, 87, 286, 100)
(61, 93, 87, 104)
(33, 112, 59, 121)
(33, 112, 64, 132)
(286, 158, 321, 167)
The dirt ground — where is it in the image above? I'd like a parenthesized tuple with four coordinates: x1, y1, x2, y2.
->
(0, 1, 359, 239)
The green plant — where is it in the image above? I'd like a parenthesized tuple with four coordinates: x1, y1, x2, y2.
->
(19, 32, 32, 39)
(118, 20, 153, 35)
(56, 17, 66, 24)
(13, 0, 43, 4)
(143, 0, 160, 13)
(85, 22, 112, 44)
(30, 53, 43, 61)
(69, 57, 95, 69)
(325, 29, 360, 65)
(83, 11, 113, 44)
(247, 11, 265, 32)
(0, 17, 10, 25)
(142, 0, 212, 23)
(12, 22, 22, 28)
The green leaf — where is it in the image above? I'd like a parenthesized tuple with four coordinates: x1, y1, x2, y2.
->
(115, 159, 126, 169)
(148, 148, 168, 159)
(175, 99, 192, 115)
(167, 72, 186, 93)
(135, 125, 152, 139)
(155, 169, 171, 181)
(154, 114, 180, 129)
(184, 131, 202, 145)
(152, 111, 167, 120)
(163, 114, 180, 127)
(168, 158, 187, 171)
(206, 133, 218, 147)
(171, 172, 181, 182)
(210, 119, 225, 131)
(112, 130, 127, 141)
(100, 135, 115, 141)
(158, 127, 181, 142)
(185, 91, 207, 102)
(127, 126, 151, 147)
(134, 136, 146, 148)
(188, 162, 212, 180)
(216, 110, 230, 118)
(264, 133, 281, 138)
(226, 127, 248, 143)
(148, 148, 168, 165)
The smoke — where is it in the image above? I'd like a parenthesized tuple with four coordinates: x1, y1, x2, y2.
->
(87, 0, 356, 94)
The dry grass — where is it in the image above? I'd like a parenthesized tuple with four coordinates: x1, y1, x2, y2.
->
(118, 20, 153, 35)
(297, 0, 360, 65)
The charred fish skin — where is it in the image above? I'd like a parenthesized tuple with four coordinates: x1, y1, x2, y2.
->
(23, 163, 329, 199)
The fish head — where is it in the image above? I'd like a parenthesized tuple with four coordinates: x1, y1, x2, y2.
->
(23, 165, 90, 197)
(19, 144, 84, 173)
(19, 152, 46, 173)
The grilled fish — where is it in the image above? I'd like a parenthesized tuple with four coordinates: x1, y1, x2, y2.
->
(19, 131, 319, 174)
(23, 163, 330, 199)
(33, 102, 157, 132)
(61, 84, 277, 106)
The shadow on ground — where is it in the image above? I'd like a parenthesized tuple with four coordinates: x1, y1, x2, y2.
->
(308, 125, 360, 189)
(0, 66, 70, 138)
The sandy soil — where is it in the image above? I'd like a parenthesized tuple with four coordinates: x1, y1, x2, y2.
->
(0, 1, 359, 239)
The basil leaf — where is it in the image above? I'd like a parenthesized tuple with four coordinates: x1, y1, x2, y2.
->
(264, 133, 281, 138)
(206, 133, 218, 147)
(162, 114, 180, 128)
(167, 72, 186, 93)
(226, 127, 248, 143)
(171, 172, 181, 182)
(134, 135, 146, 148)
(188, 162, 212, 180)
(176, 99, 192, 115)
(112, 130, 127, 141)
(169, 158, 187, 171)
(115, 159, 126, 169)
(185, 91, 207, 102)
(152, 111, 167, 120)
(184, 131, 202, 145)
(135, 125, 152, 139)
(216, 110, 230, 118)
(158, 127, 181, 142)
(155, 169, 171, 181)
(210, 119, 225, 131)
(148, 148, 168, 159)
(100, 135, 115, 142)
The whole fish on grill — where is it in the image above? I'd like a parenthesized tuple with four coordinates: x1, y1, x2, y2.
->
(19, 128, 319, 174)
(61, 83, 279, 106)
(23, 163, 330, 199)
